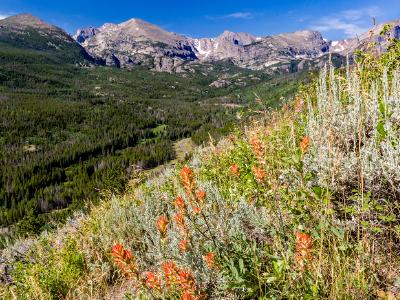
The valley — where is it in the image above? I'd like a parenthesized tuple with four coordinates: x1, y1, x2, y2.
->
(0, 14, 311, 237)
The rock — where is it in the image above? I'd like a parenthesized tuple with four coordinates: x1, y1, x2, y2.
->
(209, 79, 232, 88)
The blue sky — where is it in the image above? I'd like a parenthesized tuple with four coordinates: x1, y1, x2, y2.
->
(0, 0, 399, 40)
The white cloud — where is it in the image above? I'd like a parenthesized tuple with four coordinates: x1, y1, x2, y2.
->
(312, 17, 369, 37)
(311, 6, 382, 38)
(0, 14, 10, 20)
(207, 12, 255, 20)
(224, 12, 254, 19)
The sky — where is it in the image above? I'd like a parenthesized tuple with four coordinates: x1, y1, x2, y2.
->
(0, 0, 399, 40)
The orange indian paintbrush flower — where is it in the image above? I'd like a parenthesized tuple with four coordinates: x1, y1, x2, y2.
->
(196, 190, 206, 203)
(204, 252, 216, 269)
(175, 196, 186, 210)
(174, 213, 186, 230)
(179, 239, 189, 252)
(144, 271, 161, 289)
(156, 215, 169, 237)
(252, 166, 266, 182)
(294, 232, 313, 270)
(181, 291, 196, 300)
(230, 164, 240, 176)
(180, 166, 195, 196)
(300, 136, 311, 153)
(250, 138, 264, 158)
(111, 243, 137, 279)
(295, 96, 304, 112)
(193, 206, 201, 214)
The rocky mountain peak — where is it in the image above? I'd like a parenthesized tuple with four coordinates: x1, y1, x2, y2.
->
(117, 18, 186, 44)
(217, 30, 257, 45)
(74, 27, 99, 43)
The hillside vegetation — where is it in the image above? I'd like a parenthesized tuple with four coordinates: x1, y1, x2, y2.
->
(1, 27, 399, 300)
(0, 40, 307, 238)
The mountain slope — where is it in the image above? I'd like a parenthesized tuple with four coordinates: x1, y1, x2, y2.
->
(0, 14, 95, 64)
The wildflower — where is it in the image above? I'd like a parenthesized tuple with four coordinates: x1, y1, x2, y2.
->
(229, 164, 240, 176)
(299, 136, 310, 153)
(252, 166, 266, 182)
(144, 271, 161, 289)
(111, 243, 137, 279)
(179, 239, 189, 252)
(196, 190, 206, 203)
(181, 291, 195, 300)
(180, 166, 195, 196)
(204, 252, 216, 269)
(156, 215, 169, 237)
(175, 196, 186, 210)
(177, 269, 196, 289)
(193, 206, 201, 214)
(112, 243, 133, 262)
(295, 96, 304, 112)
(294, 232, 313, 270)
(174, 213, 186, 230)
(250, 138, 264, 158)
(162, 261, 178, 286)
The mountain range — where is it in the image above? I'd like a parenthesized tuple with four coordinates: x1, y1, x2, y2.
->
(74, 16, 400, 72)
(1, 13, 399, 73)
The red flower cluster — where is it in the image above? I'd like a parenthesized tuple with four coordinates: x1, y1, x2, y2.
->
(300, 136, 311, 153)
(174, 213, 186, 231)
(252, 166, 266, 182)
(161, 261, 199, 299)
(193, 206, 201, 214)
(196, 190, 206, 203)
(294, 232, 313, 270)
(111, 243, 137, 279)
(156, 215, 169, 237)
(250, 138, 264, 158)
(175, 196, 186, 211)
(179, 239, 189, 252)
(229, 164, 240, 176)
(180, 166, 195, 196)
(144, 271, 161, 289)
(204, 252, 216, 269)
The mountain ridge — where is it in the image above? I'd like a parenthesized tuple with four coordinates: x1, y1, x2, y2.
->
(74, 16, 399, 71)
(1, 13, 398, 72)
(0, 13, 98, 64)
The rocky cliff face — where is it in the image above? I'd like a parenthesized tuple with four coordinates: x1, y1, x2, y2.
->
(74, 17, 399, 72)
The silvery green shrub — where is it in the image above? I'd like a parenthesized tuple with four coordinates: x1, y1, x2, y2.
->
(304, 62, 400, 199)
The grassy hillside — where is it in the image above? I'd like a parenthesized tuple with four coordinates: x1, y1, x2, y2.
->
(1, 36, 399, 299)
